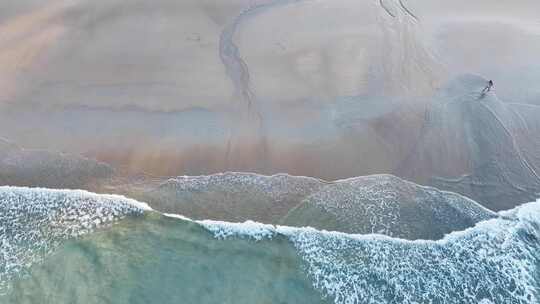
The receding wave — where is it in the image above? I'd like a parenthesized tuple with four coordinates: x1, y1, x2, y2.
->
(1, 186, 539, 304)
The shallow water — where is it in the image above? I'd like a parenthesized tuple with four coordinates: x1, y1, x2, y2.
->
(2, 214, 326, 304)
(2, 187, 540, 304)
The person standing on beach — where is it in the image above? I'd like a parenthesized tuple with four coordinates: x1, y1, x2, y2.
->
(483, 80, 494, 93)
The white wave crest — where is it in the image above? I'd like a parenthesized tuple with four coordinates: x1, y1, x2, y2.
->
(201, 199, 540, 304)
(0, 186, 147, 294)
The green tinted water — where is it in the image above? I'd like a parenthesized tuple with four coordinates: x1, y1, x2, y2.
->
(2, 214, 327, 304)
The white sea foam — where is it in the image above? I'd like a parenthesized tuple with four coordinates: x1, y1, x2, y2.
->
(158, 172, 326, 205)
(0, 186, 146, 294)
(200, 199, 540, 304)
(2, 185, 540, 304)
(163, 213, 192, 221)
(286, 174, 495, 239)
(197, 220, 277, 241)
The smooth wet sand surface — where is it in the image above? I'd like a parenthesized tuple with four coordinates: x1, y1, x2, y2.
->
(0, 0, 539, 182)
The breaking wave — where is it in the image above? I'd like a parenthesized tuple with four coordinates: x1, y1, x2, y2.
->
(1, 186, 539, 304)
(199, 200, 540, 303)
(0, 187, 147, 294)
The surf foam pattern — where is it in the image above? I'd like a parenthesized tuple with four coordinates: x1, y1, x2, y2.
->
(304, 176, 402, 236)
(203, 199, 540, 304)
(2, 185, 539, 303)
(198, 220, 276, 241)
(284, 174, 495, 239)
(162, 172, 324, 203)
(0, 186, 146, 294)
